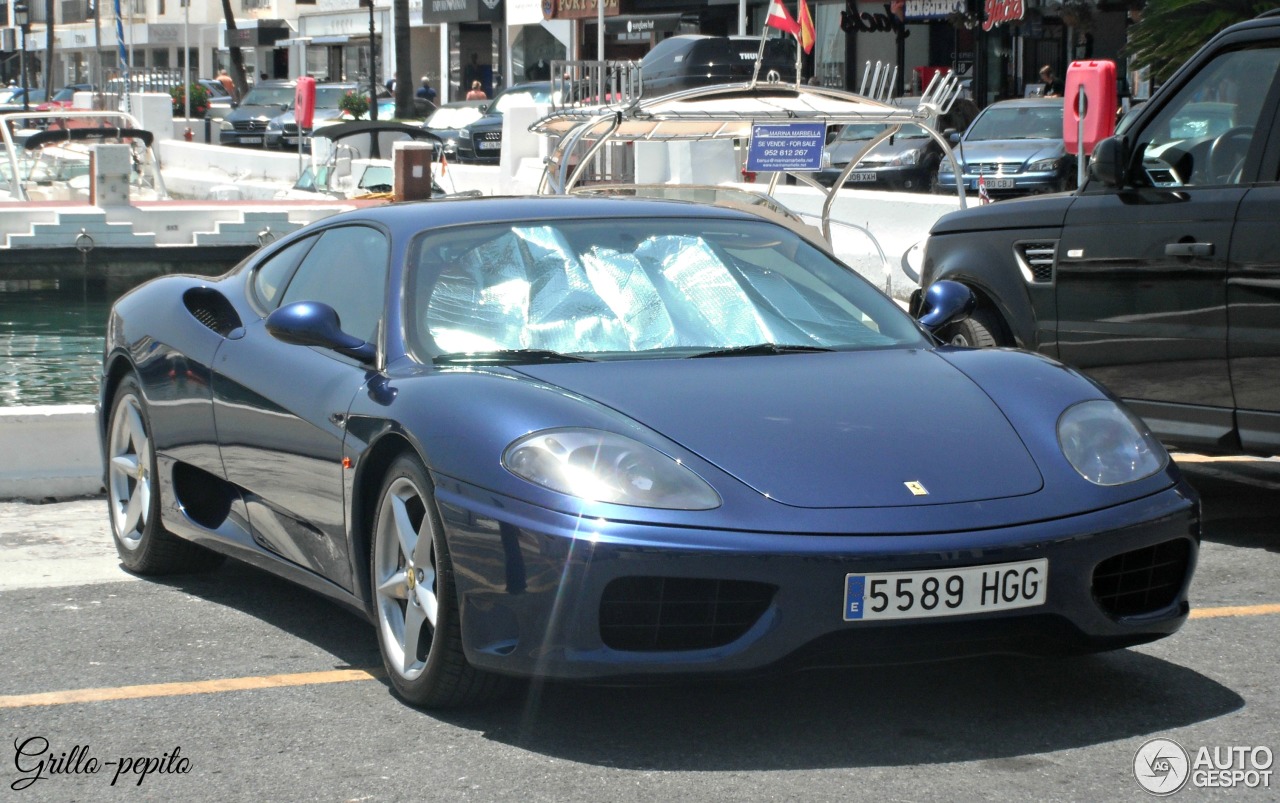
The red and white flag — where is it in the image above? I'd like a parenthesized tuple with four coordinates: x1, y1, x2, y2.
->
(765, 0, 801, 35)
(978, 175, 991, 204)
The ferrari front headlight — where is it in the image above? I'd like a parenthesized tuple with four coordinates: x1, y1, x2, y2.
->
(503, 428, 721, 509)
(1058, 400, 1165, 486)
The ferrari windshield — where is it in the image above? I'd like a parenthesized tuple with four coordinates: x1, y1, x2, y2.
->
(407, 218, 925, 360)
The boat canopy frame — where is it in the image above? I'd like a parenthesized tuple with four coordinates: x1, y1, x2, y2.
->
(532, 72, 968, 244)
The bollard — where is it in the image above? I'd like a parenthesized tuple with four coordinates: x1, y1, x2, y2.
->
(393, 141, 435, 201)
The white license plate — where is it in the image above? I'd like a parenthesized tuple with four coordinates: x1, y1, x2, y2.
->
(284, 136, 298, 145)
(986, 177, 1016, 189)
(844, 558, 1047, 621)
(850, 171, 876, 182)
(477, 140, 500, 150)
(240, 136, 262, 144)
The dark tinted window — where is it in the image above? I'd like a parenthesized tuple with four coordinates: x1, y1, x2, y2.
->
(279, 226, 389, 342)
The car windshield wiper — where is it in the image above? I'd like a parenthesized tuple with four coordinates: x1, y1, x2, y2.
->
(690, 343, 833, 359)
(433, 349, 596, 366)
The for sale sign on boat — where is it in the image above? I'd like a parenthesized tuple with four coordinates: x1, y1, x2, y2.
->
(747, 123, 826, 172)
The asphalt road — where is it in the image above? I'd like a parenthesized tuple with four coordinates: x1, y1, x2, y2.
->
(1, 455, 1277, 802)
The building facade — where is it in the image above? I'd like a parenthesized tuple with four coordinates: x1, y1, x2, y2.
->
(1, 0, 1136, 108)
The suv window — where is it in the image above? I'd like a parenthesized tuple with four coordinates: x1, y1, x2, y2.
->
(1135, 45, 1280, 186)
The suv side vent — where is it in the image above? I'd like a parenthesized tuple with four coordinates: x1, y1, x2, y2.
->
(1015, 241, 1057, 284)
(183, 287, 243, 337)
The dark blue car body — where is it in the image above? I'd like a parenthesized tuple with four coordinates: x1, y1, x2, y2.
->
(100, 196, 1198, 705)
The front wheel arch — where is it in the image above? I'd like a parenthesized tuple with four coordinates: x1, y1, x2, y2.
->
(936, 295, 1015, 348)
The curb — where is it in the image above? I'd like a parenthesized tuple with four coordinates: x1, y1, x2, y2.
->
(0, 405, 103, 501)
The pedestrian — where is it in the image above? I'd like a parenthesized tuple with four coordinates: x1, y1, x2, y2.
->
(1039, 65, 1063, 97)
(465, 80, 487, 101)
(217, 68, 235, 100)
(415, 77, 437, 104)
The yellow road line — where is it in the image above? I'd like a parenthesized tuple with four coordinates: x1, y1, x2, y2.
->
(0, 668, 383, 709)
(4, 604, 1279, 709)
(1189, 603, 1280, 620)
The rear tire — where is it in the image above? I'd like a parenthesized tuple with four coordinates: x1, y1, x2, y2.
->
(370, 453, 507, 708)
(106, 375, 223, 575)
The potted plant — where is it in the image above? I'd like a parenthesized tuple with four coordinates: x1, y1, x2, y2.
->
(338, 90, 370, 120)
(169, 82, 210, 119)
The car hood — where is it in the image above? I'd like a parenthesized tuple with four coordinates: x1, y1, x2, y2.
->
(513, 350, 1044, 508)
(930, 192, 1074, 234)
(468, 113, 503, 132)
(827, 136, 931, 165)
(954, 139, 1064, 165)
(227, 104, 289, 122)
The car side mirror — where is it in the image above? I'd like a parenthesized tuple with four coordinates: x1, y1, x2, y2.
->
(1089, 136, 1128, 188)
(946, 130, 960, 145)
(266, 301, 376, 363)
(916, 280, 976, 333)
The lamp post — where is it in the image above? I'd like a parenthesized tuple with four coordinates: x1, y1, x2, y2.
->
(14, 1, 30, 113)
(359, 0, 377, 121)
(183, 0, 192, 140)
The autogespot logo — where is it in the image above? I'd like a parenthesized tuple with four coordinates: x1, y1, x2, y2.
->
(1134, 738, 1190, 796)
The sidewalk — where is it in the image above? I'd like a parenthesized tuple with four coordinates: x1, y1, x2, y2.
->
(0, 496, 132, 590)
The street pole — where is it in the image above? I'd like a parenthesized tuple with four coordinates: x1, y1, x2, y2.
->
(183, 0, 192, 138)
(361, 0, 377, 121)
(14, 2, 30, 112)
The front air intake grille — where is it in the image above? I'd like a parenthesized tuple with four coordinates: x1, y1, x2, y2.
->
(1016, 241, 1058, 283)
(1092, 538, 1192, 618)
(599, 576, 775, 652)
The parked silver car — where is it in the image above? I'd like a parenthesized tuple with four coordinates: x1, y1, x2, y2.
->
(935, 97, 1076, 197)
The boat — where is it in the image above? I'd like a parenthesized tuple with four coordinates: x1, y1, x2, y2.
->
(274, 120, 479, 201)
(1, 110, 168, 202)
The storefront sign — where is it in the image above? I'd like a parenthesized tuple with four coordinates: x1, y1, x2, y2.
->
(841, 2, 910, 37)
(423, 0, 503, 24)
(508, 0, 543, 26)
(150, 24, 181, 45)
(982, 0, 1025, 30)
(544, 0, 619, 22)
(905, 0, 965, 20)
(225, 21, 289, 48)
(604, 14, 682, 35)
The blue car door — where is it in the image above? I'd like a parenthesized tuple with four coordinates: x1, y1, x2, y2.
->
(213, 224, 390, 590)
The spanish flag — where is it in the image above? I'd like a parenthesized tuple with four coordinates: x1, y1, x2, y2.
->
(798, 0, 816, 54)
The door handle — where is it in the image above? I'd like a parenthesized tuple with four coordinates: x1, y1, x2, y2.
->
(1164, 242, 1214, 257)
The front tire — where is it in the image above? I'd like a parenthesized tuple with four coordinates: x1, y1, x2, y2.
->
(107, 376, 222, 575)
(938, 304, 1007, 348)
(370, 453, 506, 708)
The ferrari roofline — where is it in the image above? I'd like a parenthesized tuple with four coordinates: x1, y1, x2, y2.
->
(322, 194, 775, 230)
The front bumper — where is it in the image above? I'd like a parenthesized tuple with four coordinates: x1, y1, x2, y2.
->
(816, 164, 934, 191)
(434, 475, 1199, 681)
(936, 170, 1064, 195)
(219, 130, 268, 147)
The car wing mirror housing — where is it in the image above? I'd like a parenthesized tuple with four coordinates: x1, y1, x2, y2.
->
(916, 280, 976, 333)
(1089, 136, 1129, 188)
(266, 301, 376, 363)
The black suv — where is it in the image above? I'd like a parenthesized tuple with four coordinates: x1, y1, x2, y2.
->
(916, 11, 1280, 456)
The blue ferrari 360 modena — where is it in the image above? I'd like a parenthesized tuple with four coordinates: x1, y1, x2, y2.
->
(100, 196, 1199, 708)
